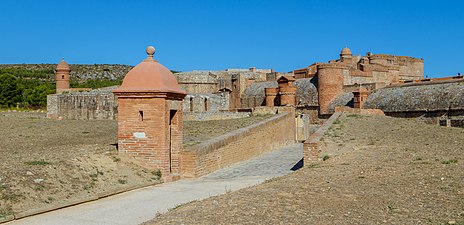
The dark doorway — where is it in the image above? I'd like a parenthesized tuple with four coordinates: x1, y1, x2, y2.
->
(169, 110, 177, 174)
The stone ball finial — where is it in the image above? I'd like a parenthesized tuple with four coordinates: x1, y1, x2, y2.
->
(146, 46, 155, 57)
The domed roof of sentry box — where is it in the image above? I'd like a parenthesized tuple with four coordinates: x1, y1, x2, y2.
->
(56, 58, 70, 71)
(113, 46, 186, 95)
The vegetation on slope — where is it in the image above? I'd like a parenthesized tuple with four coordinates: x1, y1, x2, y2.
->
(0, 65, 131, 109)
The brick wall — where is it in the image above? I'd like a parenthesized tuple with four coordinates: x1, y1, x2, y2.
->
(303, 112, 341, 162)
(180, 111, 295, 178)
(117, 97, 184, 177)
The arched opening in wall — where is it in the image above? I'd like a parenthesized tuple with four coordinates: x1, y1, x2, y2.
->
(62, 75, 64, 79)
(204, 98, 208, 112)
(189, 97, 194, 112)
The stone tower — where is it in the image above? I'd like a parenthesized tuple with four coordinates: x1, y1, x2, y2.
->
(55, 58, 71, 94)
(113, 46, 187, 181)
(339, 47, 353, 63)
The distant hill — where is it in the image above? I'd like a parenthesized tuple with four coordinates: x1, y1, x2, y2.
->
(0, 64, 133, 108)
(0, 64, 134, 81)
(0, 64, 180, 108)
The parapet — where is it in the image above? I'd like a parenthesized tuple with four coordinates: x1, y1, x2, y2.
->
(317, 62, 348, 70)
(368, 54, 424, 62)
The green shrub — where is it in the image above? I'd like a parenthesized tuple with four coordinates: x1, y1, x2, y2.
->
(323, 154, 330, 161)
(24, 160, 50, 165)
(0, 73, 22, 107)
(442, 159, 458, 164)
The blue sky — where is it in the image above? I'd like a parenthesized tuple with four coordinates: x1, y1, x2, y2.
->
(0, 0, 463, 77)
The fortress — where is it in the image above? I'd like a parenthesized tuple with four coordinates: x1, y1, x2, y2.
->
(48, 48, 423, 119)
(47, 47, 462, 125)
(46, 46, 463, 179)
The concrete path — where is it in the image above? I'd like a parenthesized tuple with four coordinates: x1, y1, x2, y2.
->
(7, 143, 303, 225)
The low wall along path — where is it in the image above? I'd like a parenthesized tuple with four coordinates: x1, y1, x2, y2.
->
(181, 112, 296, 178)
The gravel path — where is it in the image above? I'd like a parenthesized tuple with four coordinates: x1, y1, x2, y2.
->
(203, 143, 302, 180)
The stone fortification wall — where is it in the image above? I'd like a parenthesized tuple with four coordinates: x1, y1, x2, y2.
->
(293, 49, 424, 98)
(47, 87, 118, 120)
(47, 88, 230, 120)
(174, 69, 271, 96)
(183, 111, 251, 121)
(369, 54, 423, 81)
(175, 71, 219, 93)
(183, 93, 229, 112)
(180, 112, 295, 178)
(343, 83, 382, 93)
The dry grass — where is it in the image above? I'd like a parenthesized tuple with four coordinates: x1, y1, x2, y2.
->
(145, 114, 464, 225)
(0, 112, 272, 216)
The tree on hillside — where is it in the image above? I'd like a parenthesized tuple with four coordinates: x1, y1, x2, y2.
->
(0, 73, 22, 107)
(23, 83, 55, 107)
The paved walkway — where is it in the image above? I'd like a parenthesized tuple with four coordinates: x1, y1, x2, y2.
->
(7, 143, 303, 225)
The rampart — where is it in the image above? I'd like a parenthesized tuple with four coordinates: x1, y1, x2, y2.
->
(364, 79, 464, 126)
(47, 88, 231, 120)
(47, 87, 118, 120)
(180, 112, 295, 178)
(183, 111, 251, 121)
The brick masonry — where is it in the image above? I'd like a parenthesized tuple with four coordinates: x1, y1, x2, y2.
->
(115, 93, 185, 180)
(317, 64, 345, 115)
(303, 112, 341, 162)
(180, 111, 296, 178)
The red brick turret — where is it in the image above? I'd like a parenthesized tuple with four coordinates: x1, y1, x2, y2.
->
(113, 46, 187, 181)
(277, 76, 296, 106)
(55, 58, 71, 94)
(265, 87, 278, 106)
(353, 86, 369, 109)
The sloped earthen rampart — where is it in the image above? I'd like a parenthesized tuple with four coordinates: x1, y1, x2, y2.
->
(364, 79, 464, 126)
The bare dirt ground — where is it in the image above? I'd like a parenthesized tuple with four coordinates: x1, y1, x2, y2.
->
(146, 114, 464, 225)
(183, 114, 273, 148)
(0, 112, 270, 219)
